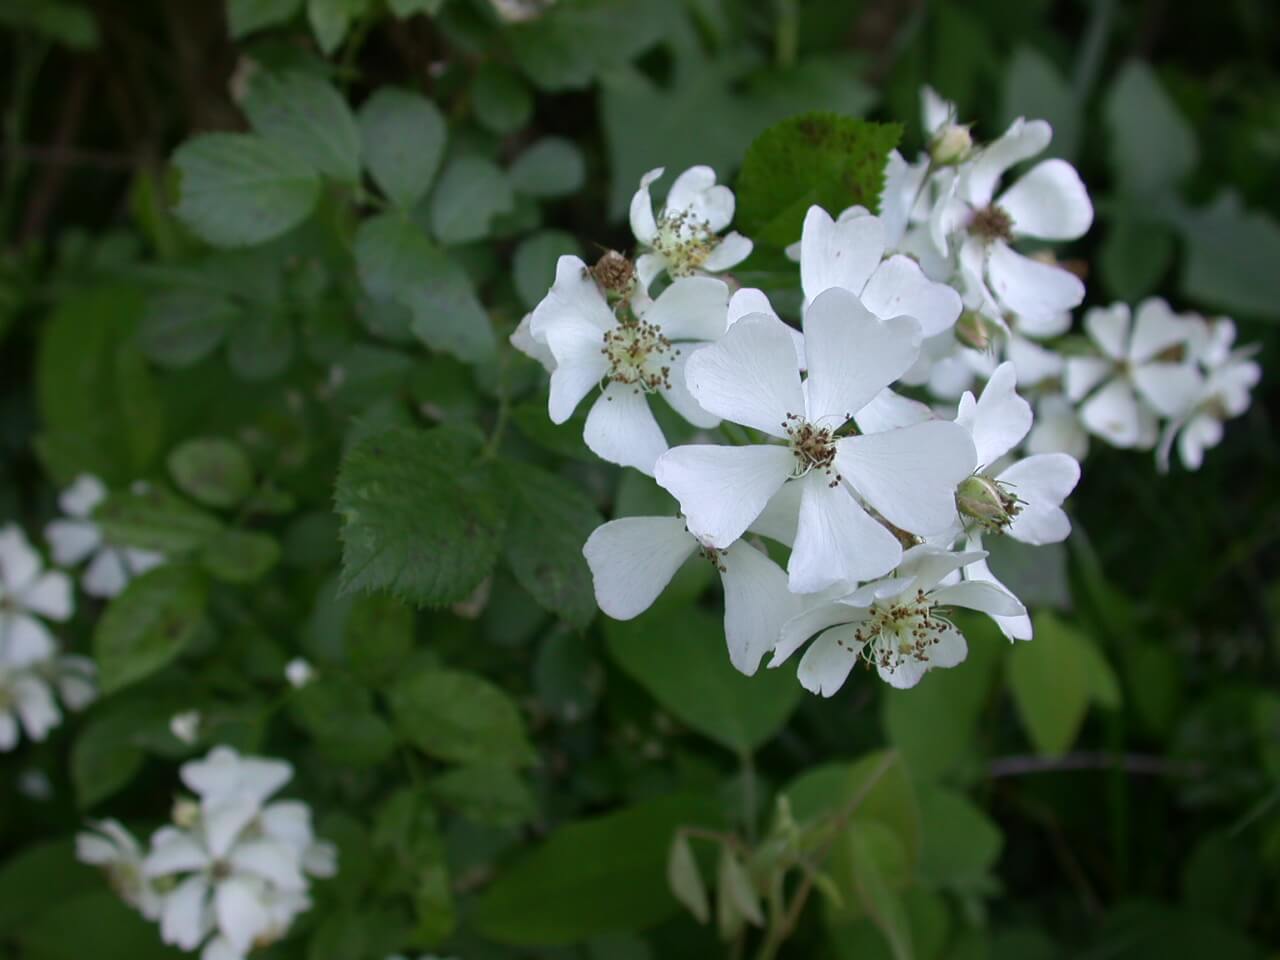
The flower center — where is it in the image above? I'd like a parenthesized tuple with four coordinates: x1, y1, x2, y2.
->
(653, 209, 716, 276)
(855, 590, 954, 672)
(783, 414, 841, 483)
(969, 204, 1014, 242)
(601, 319, 677, 392)
(699, 544, 727, 573)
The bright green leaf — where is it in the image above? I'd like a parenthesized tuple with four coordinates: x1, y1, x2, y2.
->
(916, 786, 1003, 891)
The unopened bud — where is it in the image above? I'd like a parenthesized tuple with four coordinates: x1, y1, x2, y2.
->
(930, 123, 973, 165)
(955, 474, 1020, 531)
(172, 797, 200, 828)
(956, 310, 993, 351)
(591, 250, 637, 300)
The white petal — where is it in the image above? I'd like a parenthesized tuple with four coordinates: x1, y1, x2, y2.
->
(215, 877, 270, 953)
(582, 517, 697, 620)
(860, 255, 962, 337)
(684, 314, 804, 439)
(1132, 362, 1203, 418)
(999, 453, 1080, 545)
(583, 385, 668, 476)
(14, 676, 61, 741)
(998, 159, 1093, 240)
(788, 472, 904, 592)
(629, 167, 662, 244)
(0, 525, 41, 595)
(640, 276, 729, 342)
(662, 351, 719, 429)
(803, 286, 920, 424)
(17, 570, 72, 620)
(259, 801, 313, 849)
(963, 551, 1032, 641)
(144, 832, 212, 877)
(702, 232, 753, 271)
(961, 117, 1052, 208)
(60, 474, 107, 518)
(529, 255, 616, 340)
(1027, 395, 1089, 461)
(1006, 333, 1064, 386)
(510, 314, 555, 372)
(161, 875, 211, 949)
(1129, 297, 1189, 362)
(772, 600, 862, 668)
(0, 613, 56, 666)
(635, 251, 666, 290)
(202, 936, 243, 960)
(920, 86, 954, 135)
(748, 472, 804, 546)
(44, 519, 100, 567)
(543, 317, 609, 424)
(667, 165, 733, 233)
(931, 580, 1025, 617)
(799, 206, 885, 304)
(1079, 378, 1143, 447)
(797, 625, 863, 697)
(986, 242, 1084, 322)
(1063, 356, 1114, 402)
(854, 389, 934, 435)
(654, 444, 794, 549)
(955, 362, 1032, 466)
(84, 548, 129, 598)
(896, 545, 984, 592)
(923, 621, 968, 669)
(876, 651, 930, 689)
(1083, 303, 1131, 361)
(720, 541, 796, 675)
(727, 288, 779, 325)
(229, 839, 306, 891)
(837, 421, 976, 535)
(0, 713, 16, 751)
(1178, 413, 1221, 470)
(303, 840, 338, 878)
(204, 798, 260, 860)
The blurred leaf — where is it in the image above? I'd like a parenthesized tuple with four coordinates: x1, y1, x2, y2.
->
(137, 290, 237, 368)
(173, 133, 320, 247)
(1100, 212, 1175, 302)
(95, 485, 222, 555)
(389, 0, 443, 15)
(344, 592, 414, 686)
(94, 565, 208, 695)
(19, 891, 184, 960)
(243, 69, 361, 182)
(508, 0, 672, 92)
(509, 137, 586, 197)
(307, 0, 367, 54)
(1176, 191, 1280, 318)
(228, 0, 302, 37)
(0, 841, 100, 935)
(226, 307, 294, 380)
(358, 88, 447, 209)
(167, 436, 254, 508)
(354, 212, 433, 300)
(200, 529, 281, 583)
(606, 605, 802, 754)
(291, 674, 396, 766)
(472, 792, 717, 944)
(1001, 46, 1080, 160)
(834, 822, 913, 960)
(1104, 61, 1198, 195)
(1008, 611, 1090, 757)
(429, 155, 514, 244)
(1092, 901, 1263, 960)
(513, 230, 579, 309)
(70, 712, 145, 809)
(427, 764, 537, 826)
(736, 112, 901, 247)
(501, 463, 601, 628)
(403, 246, 496, 363)
(335, 426, 507, 605)
(915, 786, 1003, 891)
(389, 665, 535, 766)
(473, 63, 533, 134)
(0, 1, 97, 48)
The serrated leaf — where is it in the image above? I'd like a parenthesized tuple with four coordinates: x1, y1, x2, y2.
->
(358, 88, 446, 209)
(94, 486, 223, 555)
(228, 0, 302, 37)
(428, 155, 514, 245)
(93, 565, 208, 695)
(388, 665, 534, 766)
(335, 426, 506, 604)
(605, 605, 802, 754)
(200, 529, 281, 583)
(243, 70, 361, 182)
(502, 463, 601, 629)
(174, 133, 320, 247)
(667, 834, 709, 925)
(1104, 60, 1198, 195)
(509, 137, 585, 197)
(472, 793, 718, 945)
(1008, 611, 1090, 757)
(137, 290, 236, 368)
(736, 112, 900, 247)
(167, 437, 254, 508)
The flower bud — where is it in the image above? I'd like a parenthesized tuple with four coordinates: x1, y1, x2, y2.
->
(930, 123, 973, 165)
(172, 797, 201, 828)
(955, 474, 1020, 531)
(592, 250, 637, 300)
(955, 310, 993, 351)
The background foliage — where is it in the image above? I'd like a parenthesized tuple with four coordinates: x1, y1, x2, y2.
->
(1, 0, 1278, 958)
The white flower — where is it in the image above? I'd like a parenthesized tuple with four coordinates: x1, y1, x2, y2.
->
(654, 288, 976, 593)
(171, 710, 202, 745)
(0, 524, 72, 667)
(1157, 318, 1261, 471)
(77, 819, 164, 920)
(770, 546, 1024, 694)
(44, 475, 164, 598)
(0, 666, 60, 751)
(582, 518, 799, 675)
(509, 313, 555, 372)
(1026, 393, 1088, 462)
(629, 166, 752, 287)
(1065, 300, 1203, 449)
(284, 658, 315, 689)
(528, 255, 730, 475)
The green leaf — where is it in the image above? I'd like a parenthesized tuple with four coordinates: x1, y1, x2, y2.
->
(357, 88, 447, 209)
(0, 841, 101, 935)
(0, 1, 97, 49)
(1100, 211, 1176, 302)
(1104, 60, 1198, 195)
(19, 891, 185, 960)
(388, 665, 535, 766)
(1001, 46, 1080, 160)
(472, 793, 718, 945)
(834, 823, 914, 960)
(167, 437, 254, 508)
(508, 0, 671, 92)
(137, 290, 236, 368)
(1177, 191, 1280, 318)
(174, 133, 320, 247)
(426, 764, 537, 827)
(605, 605, 802, 754)
(509, 137, 586, 197)
(916, 786, 1003, 891)
(290, 675, 396, 766)
(70, 712, 145, 809)
(94, 565, 208, 695)
(1007, 611, 1091, 757)
(228, 0, 302, 37)
(513, 229, 579, 309)
(736, 112, 901, 247)
(502, 463, 601, 629)
(353, 212, 431, 300)
(243, 70, 361, 182)
(344, 592, 414, 686)
(94, 486, 223, 555)
(473, 63, 533, 134)
(335, 426, 506, 605)
(388, 0, 443, 15)
(428, 155, 514, 245)
(200, 529, 281, 583)
(307, 0, 366, 53)
(227, 307, 294, 380)
(403, 246, 496, 363)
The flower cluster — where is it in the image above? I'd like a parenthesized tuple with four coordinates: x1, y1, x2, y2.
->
(0, 525, 95, 750)
(77, 746, 336, 960)
(45, 474, 165, 598)
(516, 91, 1262, 696)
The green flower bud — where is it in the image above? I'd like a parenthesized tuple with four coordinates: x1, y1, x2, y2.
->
(955, 474, 1021, 532)
(930, 123, 973, 165)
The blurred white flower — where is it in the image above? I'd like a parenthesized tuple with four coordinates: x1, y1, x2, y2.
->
(77, 819, 164, 920)
(284, 658, 315, 689)
(44, 475, 164, 598)
(171, 710, 202, 745)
